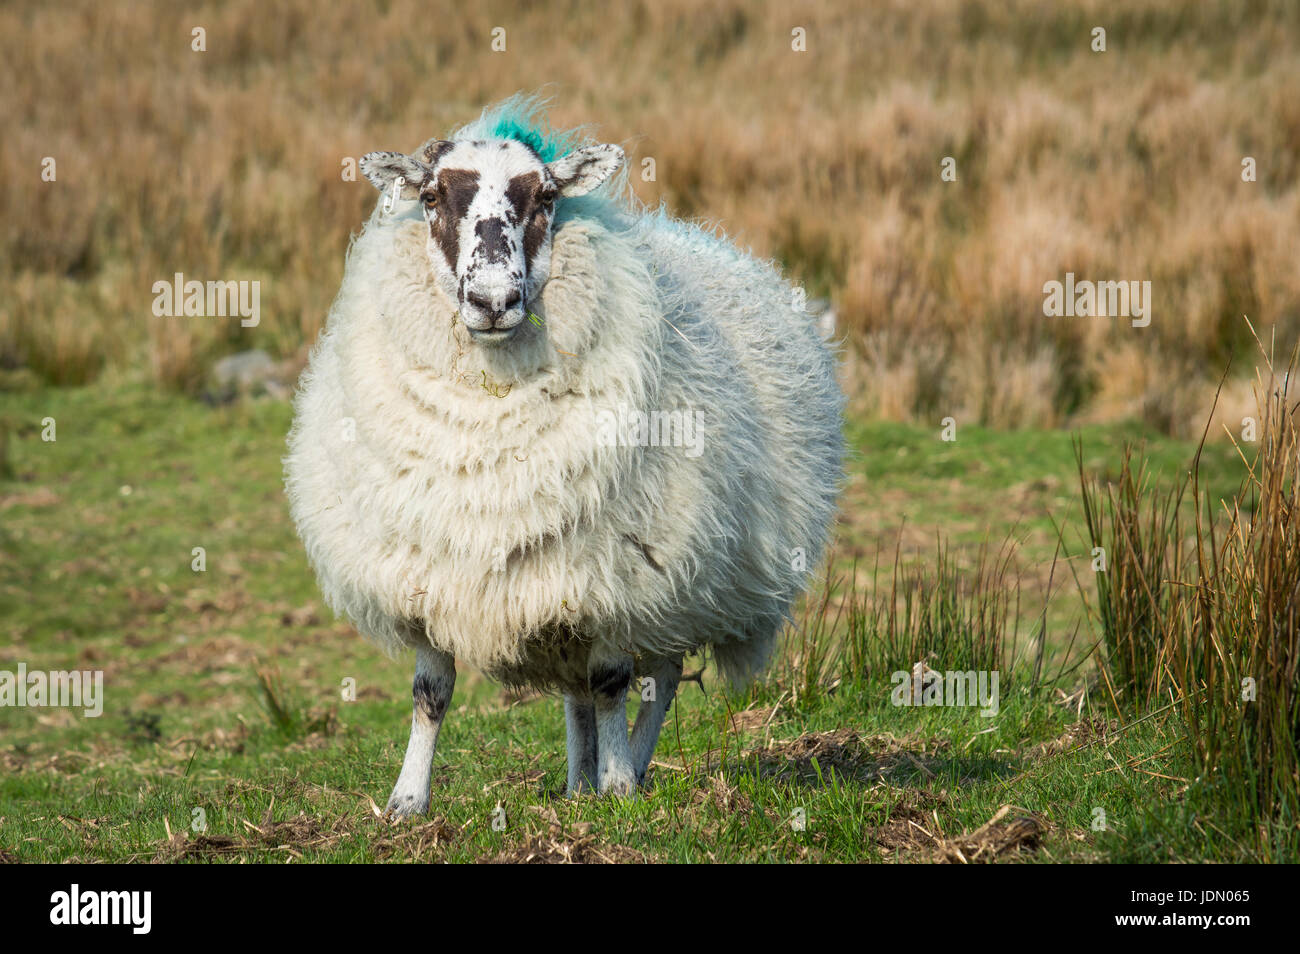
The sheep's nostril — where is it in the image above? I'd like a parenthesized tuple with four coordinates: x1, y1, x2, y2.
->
(464, 289, 523, 328)
(466, 291, 494, 313)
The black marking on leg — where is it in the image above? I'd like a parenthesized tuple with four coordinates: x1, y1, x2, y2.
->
(387, 792, 422, 813)
(590, 663, 633, 700)
(413, 673, 452, 722)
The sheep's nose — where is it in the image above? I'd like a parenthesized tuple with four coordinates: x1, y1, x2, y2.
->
(466, 289, 522, 325)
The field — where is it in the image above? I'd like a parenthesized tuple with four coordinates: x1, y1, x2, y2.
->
(3, 0, 1299, 431)
(1, 0, 1298, 865)
(0, 383, 1268, 863)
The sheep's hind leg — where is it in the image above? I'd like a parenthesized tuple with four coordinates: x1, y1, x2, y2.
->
(588, 648, 636, 796)
(386, 642, 456, 818)
(629, 655, 683, 787)
(564, 695, 598, 795)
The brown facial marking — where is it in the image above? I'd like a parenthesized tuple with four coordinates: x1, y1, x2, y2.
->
(522, 207, 551, 270)
(426, 168, 481, 270)
(504, 172, 541, 225)
(474, 216, 511, 265)
(419, 139, 454, 165)
(504, 171, 550, 268)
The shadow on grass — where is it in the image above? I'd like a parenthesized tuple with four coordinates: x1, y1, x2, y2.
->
(737, 728, 1017, 789)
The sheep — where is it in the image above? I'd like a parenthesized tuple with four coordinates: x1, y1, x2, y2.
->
(284, 97, 844, 815)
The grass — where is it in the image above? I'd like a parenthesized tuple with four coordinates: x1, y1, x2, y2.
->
(1072, 338, 1300, 861)
(3, 0, 1293, 865)
(0, 381, 1271, 862)
(1077, 437, 1192, 708)
(0, 679, 1171, 864)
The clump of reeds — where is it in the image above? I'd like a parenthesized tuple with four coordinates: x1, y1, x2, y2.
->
(1076, 326, 1300, 853)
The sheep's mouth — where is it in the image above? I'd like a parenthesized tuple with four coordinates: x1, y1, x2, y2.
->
(468, 326, 520, 345)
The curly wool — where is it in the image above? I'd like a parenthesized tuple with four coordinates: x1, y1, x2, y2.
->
(285, 130, 843, 689)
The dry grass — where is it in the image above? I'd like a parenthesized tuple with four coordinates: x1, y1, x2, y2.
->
(1075, 328, 1300, 855)
(2, 0, 1298, 431)
(1177, 339, 1300, 849)
(153, 803, 462, 863)
(774, 532, 1037, 706)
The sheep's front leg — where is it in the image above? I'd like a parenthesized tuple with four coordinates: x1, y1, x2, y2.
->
(629, 655, 683, 786)
(564, 695, 597, 795)
(588, 648, 636, 796)
(386, 642, 456, 818)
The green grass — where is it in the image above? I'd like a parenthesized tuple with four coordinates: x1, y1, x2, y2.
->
(0, 680, 1189, 863)
(0, 382, 1263, 862)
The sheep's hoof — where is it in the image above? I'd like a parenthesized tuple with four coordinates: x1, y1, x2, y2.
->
(598, 768, 637, 797)
(384, 791, 429, 819)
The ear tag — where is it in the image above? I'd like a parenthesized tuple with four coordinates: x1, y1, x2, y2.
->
(383, 175, 405, 215)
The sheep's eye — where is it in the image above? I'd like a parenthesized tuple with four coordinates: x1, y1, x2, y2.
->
(539, 187, 558, 207)
(421, 192, 437, 208)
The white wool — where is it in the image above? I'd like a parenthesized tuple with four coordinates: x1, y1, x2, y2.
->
(285, 187, 844, 688)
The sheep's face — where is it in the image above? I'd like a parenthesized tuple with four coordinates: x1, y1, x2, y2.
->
(361, 138, 624, 345)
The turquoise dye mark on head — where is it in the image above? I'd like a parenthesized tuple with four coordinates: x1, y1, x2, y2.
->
(488, 115, 566, 161)
(454, 93, 582, 162)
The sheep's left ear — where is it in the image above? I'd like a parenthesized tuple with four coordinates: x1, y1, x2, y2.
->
(548, 144, 624, 197)
(359, 151, 428, 199)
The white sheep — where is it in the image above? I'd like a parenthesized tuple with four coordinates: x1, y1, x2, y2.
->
(285, 97, 843, 815)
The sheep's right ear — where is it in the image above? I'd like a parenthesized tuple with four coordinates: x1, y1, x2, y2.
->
(548, 144, 625, 197)
(360, 152, 427, 198)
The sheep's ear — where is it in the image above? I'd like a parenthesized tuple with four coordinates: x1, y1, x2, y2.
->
(359, 151, 427, 198)
(548, 144, 624, 197)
